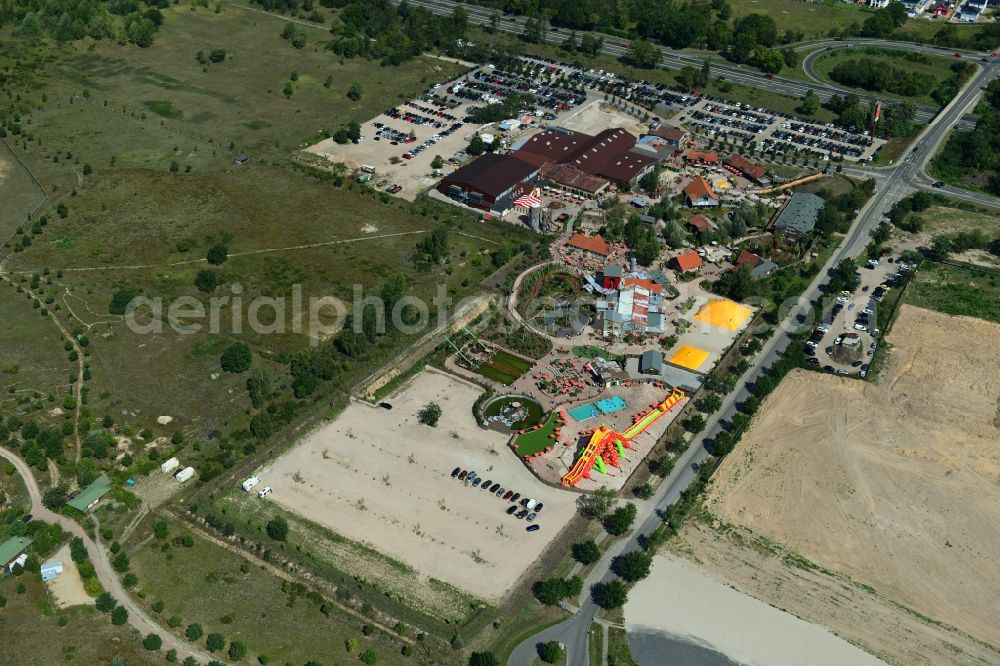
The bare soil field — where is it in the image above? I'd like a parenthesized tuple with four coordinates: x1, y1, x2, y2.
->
(255, 368, 577, 603)
(560, 101, 648, 137)
(44, 543, 93, 609)
(700, 305, 1000, 660)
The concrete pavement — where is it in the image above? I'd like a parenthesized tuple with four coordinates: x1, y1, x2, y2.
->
(0, 446, 212, 664)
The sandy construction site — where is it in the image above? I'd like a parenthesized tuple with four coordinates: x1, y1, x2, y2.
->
(260, 369, 576, 602)
(695, 305, 1000, 662)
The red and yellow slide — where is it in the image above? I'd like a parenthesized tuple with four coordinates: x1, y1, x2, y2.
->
(561, 389, 685, 487)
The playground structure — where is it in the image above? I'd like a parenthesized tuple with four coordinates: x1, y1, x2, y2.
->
(561, 388, 686, 487)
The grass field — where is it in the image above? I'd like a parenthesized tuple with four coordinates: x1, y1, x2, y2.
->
(904, 261, 1000, 323)
(0, 3, 531, 442)
(589, 622, 604, 666)
(0, 282, 75, 410)
(512, 411, 560, 456)
(0, 575, 160, 666)
(474, 350, 534, 385)
(214, 486, 480, 628)
(810, 48, 959, 106)
(0, 140, 47, 239)
(129, 518, 417, 666)
(607, 627, 639, 666)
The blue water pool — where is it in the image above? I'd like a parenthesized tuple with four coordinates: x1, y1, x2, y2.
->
(568, 395, 629, 422)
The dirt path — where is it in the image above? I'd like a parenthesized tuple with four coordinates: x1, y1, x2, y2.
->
(0, 445, 213, 664)
(44, 230, 431, 273)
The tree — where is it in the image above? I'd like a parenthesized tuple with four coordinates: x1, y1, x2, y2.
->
(220, 343, 252, 373)
(468, 653, 500, 666)
(154, 519, 169, 540)
(111, 605, 129, 625)
(571, 540, 600, 565)
(347, 81, 363, 101)
(143, 633, 162, 651)
(185, 623, 203, 641)
(361, 650, 379, 665)
(604, 502, 637, 535)
(206, 244, 228, 265)
(799, 90, 820, 116)
(467, 134, 486, 156)
(634, 483, 655, 500)
(578, 486, 617, 519)
(96, 592, 116, 612)
(228, 641, 247, 661)
(430, 155, 444, 169)
(685, 413, 707, 434)
(108, 548, 129, 573)
(70, 537, 88, 563)
(418, 402, 442, 427)
(625, 39, 660, 69)
(206, 633, 225, 652)
(616, 550, 653, 582)
(42, 486, 67, 510)
(540, 641, 562, 663)
(266, 516, 288, 542)
(194, 269, 221, 292)
(596, 580, 629, 609)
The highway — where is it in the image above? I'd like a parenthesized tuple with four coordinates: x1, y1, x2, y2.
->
(395, 0, 987, 128)
(504, 37, 1000, 666)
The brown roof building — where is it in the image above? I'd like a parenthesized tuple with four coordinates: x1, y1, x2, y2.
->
(724, 155, 770, 185)
(683, 150, 720, 165)
(672, 251, 703, 272)
(567, 233, 611, 257)
(651, 125, 690, 151)
(539, 163, 609, 195)
(437, 154, 539, 213)
(515, 130, 593, 168)
(683, 176, 720, 207)
(688, 214, 718, 235)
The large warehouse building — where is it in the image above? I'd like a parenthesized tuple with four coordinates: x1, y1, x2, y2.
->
(438, 126, 658, 213)
(437, 154, 539, 214)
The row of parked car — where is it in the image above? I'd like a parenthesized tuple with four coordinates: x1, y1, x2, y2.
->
(452, 467, 543, 531)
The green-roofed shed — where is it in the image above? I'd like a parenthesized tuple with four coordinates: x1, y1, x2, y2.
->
(774, 192, 825, 238)
(67, 473, 112, 513)
(0, 536, 34, 568)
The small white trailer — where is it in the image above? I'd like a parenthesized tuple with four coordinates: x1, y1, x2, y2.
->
(175, 467, 196, 483)
(242, 476, 260, 492)
(160, 457, 180, 474)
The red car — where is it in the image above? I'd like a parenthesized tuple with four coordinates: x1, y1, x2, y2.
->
(402, 153, 412, 160)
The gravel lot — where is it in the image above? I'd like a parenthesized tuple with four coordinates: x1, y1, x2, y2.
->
(258, 368, 576, 602)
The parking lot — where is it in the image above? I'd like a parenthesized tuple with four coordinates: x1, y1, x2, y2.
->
(255, 369, 575, 602)
(675, 98, 883, 162)
(806, 257, 914, 376)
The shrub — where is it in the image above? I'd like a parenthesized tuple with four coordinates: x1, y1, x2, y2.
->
(540, 641, 562, 663)
(206, 244, 228, 265)
(228, 641, 247, 661)
(572, 540, 600, 565)
(266, 516, 288, 542)
(111, 605, 128, 625)
(360, 650, 379, 665)
(220, 343, 252, 373)
(143, 633, 162, 651)
(206, 632, 225, 652)
(185, 623, 203, 641)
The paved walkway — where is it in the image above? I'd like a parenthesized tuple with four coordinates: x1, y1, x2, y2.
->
(0, 446, 212, 664)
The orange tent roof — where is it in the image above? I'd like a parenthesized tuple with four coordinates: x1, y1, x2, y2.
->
(674, 251, 702, 271)
(567, 233, 611, 257)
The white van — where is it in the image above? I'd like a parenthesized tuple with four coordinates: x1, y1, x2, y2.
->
(258, 487, 272, 499)
(242, 476, 260, 492)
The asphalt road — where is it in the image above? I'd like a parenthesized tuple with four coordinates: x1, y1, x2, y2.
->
(506, 42, 1000, 666)
(396, 0, 989, 127)
(0, 446, 213, 664)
